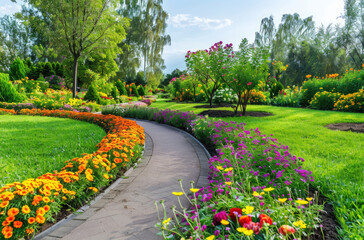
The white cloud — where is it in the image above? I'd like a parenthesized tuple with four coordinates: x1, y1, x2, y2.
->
(169, 14, 232, 30)
(0, 4, 21, 16)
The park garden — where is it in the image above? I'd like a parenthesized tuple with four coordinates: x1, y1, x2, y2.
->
(0, 0, 363, 239)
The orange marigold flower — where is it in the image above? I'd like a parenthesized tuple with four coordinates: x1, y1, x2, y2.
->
(13, 220, 23, 228)
(43, 197, 50, 203)
(4, 231, 13, 239)
(36, 207, 45, 216)
(22, 205, 31, 214)
(26, 228, 34, 234)
(28, 217, 36, 224)
(0, 201, 9, 208)
(5, 216, 15, 223)
(7, 208, 19, 216)
(44, 205, 50, 212)
(2, 220, 10, 227)
(1, 226, 13, 235)
(35, 215, 45, 224)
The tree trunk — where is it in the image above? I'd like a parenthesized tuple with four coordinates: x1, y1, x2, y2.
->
(209, 95, 213, 106)
(72, 55, 79, 98)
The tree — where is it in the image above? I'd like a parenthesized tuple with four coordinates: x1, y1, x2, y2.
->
(9, 57, 26, 81)
(185, 42, 230, 106)
(223, 39, 269, 115)
(117, 0, 171, 84)
(23, 0, 129, 98)
(161, 68, 186, 87)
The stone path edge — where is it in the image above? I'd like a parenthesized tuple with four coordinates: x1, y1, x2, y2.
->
(34, 133, 153, 240)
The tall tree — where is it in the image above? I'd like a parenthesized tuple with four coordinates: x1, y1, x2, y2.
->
(22, 0, 128, 97)
(118, 0, 171, 85)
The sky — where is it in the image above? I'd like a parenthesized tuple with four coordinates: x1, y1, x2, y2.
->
(0, 0, 345, 73)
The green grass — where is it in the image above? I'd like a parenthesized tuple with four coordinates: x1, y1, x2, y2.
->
(0, 115, 105, 186)
(152, 99, 364, 238)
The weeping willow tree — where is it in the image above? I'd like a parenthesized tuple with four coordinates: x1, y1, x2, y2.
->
(117, 0, 171, 86)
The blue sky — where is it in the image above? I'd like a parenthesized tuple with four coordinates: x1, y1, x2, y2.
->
(0, 0, 345, 73)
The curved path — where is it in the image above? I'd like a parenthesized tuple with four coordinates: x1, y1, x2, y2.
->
(40, 120, 210, 240)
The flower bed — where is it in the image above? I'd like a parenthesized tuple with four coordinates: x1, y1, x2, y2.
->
(104, 107, 324, 239)
(0, 109, 144, 239)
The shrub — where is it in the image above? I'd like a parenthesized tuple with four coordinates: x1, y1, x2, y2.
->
(249, 89, 267, 104)
(9, 57, 26, 81)
(337, 70, 364, 94)
(45, 75, 65, 90)
(138, 85, 145, 96)
(43, 62, 55, 77)
(213, 88, 237, 104)
(0, 74, 23, 102)
(334, 89, 364, 112)
(131, 84, 139, 97)
(110, 86, 120, 100)
(83, 84, 101, 104)
(267, 78, 284, 98)
(115, 80, 128, 96)
(310, 91, 341, 110)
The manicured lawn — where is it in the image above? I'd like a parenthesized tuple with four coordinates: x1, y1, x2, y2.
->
(0, 115, 105, 186)
(152, 99, 364, 237)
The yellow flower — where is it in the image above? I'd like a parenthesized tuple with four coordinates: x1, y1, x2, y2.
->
(243, 228, 254, 236)
(221, 219, 229, 225)
(225, 182, 232, 186)
(206, 236, 215, 240)
(224, 167, 233, 172)
(278, 198, 287, 203)
(190, 188, 200, 193)
(237, 227, 245, 233)
(162, 218, 171, 225)
(306, 197, 313, 201)
(103, 174, 110, 179)
(293, 220, 307, 229)
(253, 191, 265, 197)
(263, 187, 274, 192)
(216, 166, 224, 171)
(172, 192, 183, 196)
(296, 200, 309, 205)
(242, 206, 254, 214)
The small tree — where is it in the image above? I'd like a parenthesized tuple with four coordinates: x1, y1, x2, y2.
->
(223, 39, 269, 115)
(110, 86, 120, 100)
(185, 42, 231, 106)
(131, 83, 139, 97)
(137, 85, 145, 96)
(115, 80, 127, 96)
(9, 57, 26, 81)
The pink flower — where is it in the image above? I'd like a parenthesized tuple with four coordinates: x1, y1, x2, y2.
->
(247, 82, 252, 86)
(212, 211, 228, 226)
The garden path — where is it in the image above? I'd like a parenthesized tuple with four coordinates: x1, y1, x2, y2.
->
(40, 120, 210, 240)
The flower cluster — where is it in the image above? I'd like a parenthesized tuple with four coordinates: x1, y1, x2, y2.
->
(334, 89, 363, 112)
(0, 109, 144, 239)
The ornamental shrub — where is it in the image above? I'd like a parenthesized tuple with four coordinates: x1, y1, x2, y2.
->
(115, 80, 128, 96)
(43, 62, 55, 77)
(334, 89, 364, 112)
(131, 84, 139, 97)
(137, 85, 145, 96)
(9, 57, 26, 81)
(45, 75, 65, 90)
(84, 84, 101, 104)
(110, 86, 120, 100)
(310, 91, 341, 110)
(0, 74, 23, 102)
(213, 88, 237, 104)
(267, 78, 284, 98)
(337, 70, 364, 94)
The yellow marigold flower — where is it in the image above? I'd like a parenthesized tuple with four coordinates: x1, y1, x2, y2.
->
(206, 236, 215, 240)
(225, 182, 232, 186)
(221, 219, 229, 225)
(296, 200, 309, 205)
(43, 196, 50, 203)
(21, 205, 31, 214)
(253, 191, 264, 197)
(89, 187, 98, 192)
(293, 220, 307, 229)
(162, 218, 171, 225)
(103, 174, 110, 179)
(190, 188, 200, 193)
(263, 187, 274, 192)
(306, 197, 313, 201)
(224, 167, 233, 172)
(172, 192, 183, 196)
(278, 198, 287, 203)
(216, 166, 223, 171)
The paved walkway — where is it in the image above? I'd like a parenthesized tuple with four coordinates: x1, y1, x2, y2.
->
(40, 120, 210, 240)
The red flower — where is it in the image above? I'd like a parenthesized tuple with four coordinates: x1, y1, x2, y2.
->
(247, 82, 252, 85)
(284, 92, 287, 95)
(243, 221, 260, 235)
(279, 225, 295, 235)
(259, 214, 273, 227)
(228, 208, 242, 222)
(238, 215, 252, 226)
(212, 211, 228, 226)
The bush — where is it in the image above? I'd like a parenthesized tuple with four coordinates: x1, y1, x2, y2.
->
(115, 80, 128, 96)
(249, 89, 267, 104)
(43, 62, 55, 77)
(83, 84, 101, 104)
(45, 75, 65, 90)
(337, 70, 364, 94)
(9, 57, 26, 81)
(110, 86, 120, 100)
(334, 89, 364, 112)
(213, 88, 237, 104)
(267, 78, 284, 98)
(131, 84, 139, 97)
(138, 85, 145, 96)
(310, 91, 342, 110)
(0, 74, 23, 102)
